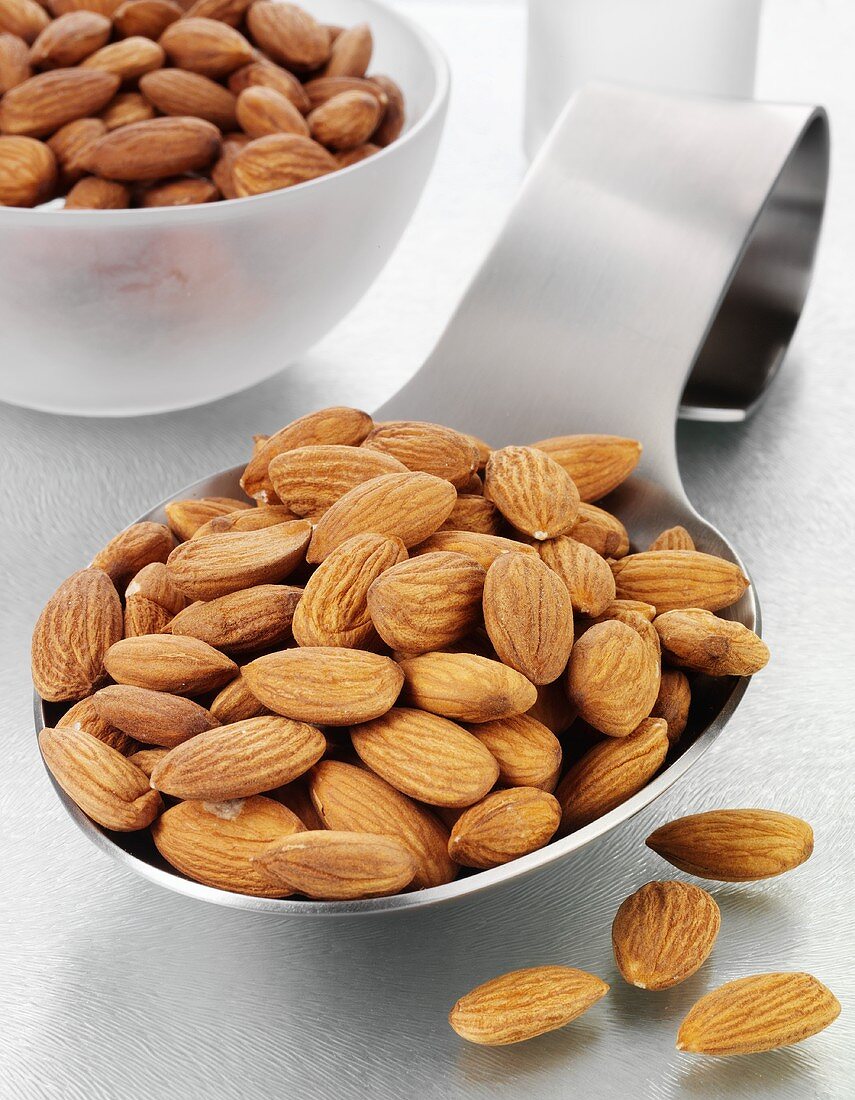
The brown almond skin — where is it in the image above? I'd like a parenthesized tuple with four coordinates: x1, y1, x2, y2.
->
(531, 434, 642, 502)
(370, 74, 404, 146)
(166, 520, 311, 601)
(533, 535, 616, 616)
(101, 91, 156, 130)
(236, 84, 309, 139)
(440, 495, 500, 535)
(228, 60, 310, 112)
(654, 608, 770, 675)
(140, 176, 219, 207)
(611, 550, 750, 613)
(192, 504, 297, 539)
(90, 521, 174, 587)
(210, 669, 268, 723)
(413, 530, 538, 571)
(483, 551, 573, 685)
(104, 634, 238, 695)
(0, 33, 32, 95)
(32, 567, 122, 702)
(566, 619, 660, 737)
(677, 973, 840, 1055)
(0, 0, 49, 44)
(92, 684, 218, 747)
(245, 1, 330, 72)
(527, 679, 577, 736)
(57, 695, 137, 755)
(350, 707, 499, 808)
(322, 22, 371, 77)
(169, 583, 301, 654)
(646, 809, 814, 881)
(449, 787, 561, 869)
(0, 133, 56, 205)
(469, 713, 562, 791)
(367, 551, 486, 656)
(150, 715, 326, 800)
(29, 11, 111, 68)
(64, 175, 130, 208)
(556, 717, 669, 833)
(39, 726, 162, 831)
(91, 116, 221, 181)
(79, 35, 165, 78)
(255, 830, 416, 900)
(569, 502, 630, 558)
(293, 533, 407, 649)
(649, 525, 695, 552)
(485, 446, 580, 540)
(231, 132, 337, 197)
(308, 89, 381, 151)
(152, 796, 304, 897)
(0, 67, 119, 137)
(268, 444, 407, 521)
(158, 17, 252, 77)
(400, 651, 538, 724)
(127, 746, 168, 777)
(612, 881, 721, 989)
(308, 760, 456, 889)
(140, 68, 237, 131)
(124, 560, 185, 636)
(651, 668, 691, 744)
(449, 967, 609, 1046)
(308, 472, 457, 564)
(243, 647, 404, 726)
(304, 74, 386, 110)
(164, 496, 251, 541)
(362, 421, 479, 489)
(180, 0, 252, 22)
(48, 0, 124, 17)
(113, 0, 182, 41)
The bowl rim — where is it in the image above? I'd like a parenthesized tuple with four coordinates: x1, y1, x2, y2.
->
(33, 462, 759, 918)
(0, 0, 451, 226)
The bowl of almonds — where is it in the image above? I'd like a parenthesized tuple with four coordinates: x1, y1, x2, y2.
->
(32, 406, 772, 914)
(0, 0, 448, 414)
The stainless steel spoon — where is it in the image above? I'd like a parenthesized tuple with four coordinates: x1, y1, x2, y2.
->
(35, 85, 829, 915)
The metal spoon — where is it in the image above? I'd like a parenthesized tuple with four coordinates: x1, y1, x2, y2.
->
(35, 85, 829, 914)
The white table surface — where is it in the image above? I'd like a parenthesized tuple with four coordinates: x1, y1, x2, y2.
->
(2, 1, 854, 1097)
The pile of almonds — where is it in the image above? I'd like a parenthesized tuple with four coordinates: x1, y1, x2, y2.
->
(34, 404, 774, 904)
(0, 0, 404, 208)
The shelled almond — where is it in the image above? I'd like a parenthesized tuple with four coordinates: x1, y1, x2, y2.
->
(33, 405, 770, 903)
(0, 2, 405, 207)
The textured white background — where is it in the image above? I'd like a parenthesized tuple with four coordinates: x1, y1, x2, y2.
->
(2, 1, 854, 1097)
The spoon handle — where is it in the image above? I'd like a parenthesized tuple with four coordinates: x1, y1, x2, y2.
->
(378, 84, 828, 497)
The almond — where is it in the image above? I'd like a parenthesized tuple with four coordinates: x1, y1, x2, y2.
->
(350, 707, 499, 808)
(469, 713, 562, 791)
(39, 725, 162, 830)
(93, 684, 218, 747)
(677, 973, 840, 1055)
(611, 550, 750, 612)
(533, 535, 616, 616)
(292, 533, 407, 649)
(594, 598, 657, 622)
(612, 881, 720, 989)
(141, 175, 219, 206)
(181, 0, 252, 24)
(482, 551, 573, 685)
(337, 143, 379, 170)
(124, 560, 186, 636)
(485, 446, 580, 540)
(104, 633, 237, 694)
(646, 809, 813, 881)
(170, 583, 301, 653)
(449, 966, 609, 1046)
(90, 521, 174, 587)
(113, 0, 182, 40)
(0, 67, 119, 136)
(268, 444, 407, 521)
(303, 74, 386, 110)
(48, 0, 124, 16)
(191, 504, 296, 539)
(440, 495, 500, 535)
(400, 651, 537, 723)
(245, 1, 330, 72)
(158, 16, 252, 76)
(210, 668, 268, 723)
(307, 472, 457, 564)
(651, 668, 691, 743)
(140, 68, 237, 130)
(527, 680, 577, 735)
(370, 74, 404, 145)
(0, 132, 55, 204)
(272, 776, 324, 830)
(307, 89, 381, 150)
(448, 787, 561, 869)
(367, 551, 486, 655)
(654, 608, 769, 675)
(127, 746, 169, 776)
(236, 84, 308, 138)
(321, 22, 371, 77)
(0, 32, 32, 94)
(0, 0, 49, 43)
(650, 525, 695, 552)
(166, 520, 311, 600)
(164, 496, 250, 541)
(243, 647, 404, 726)
(227, 59, 309, 112)
(556, 717, 669, 832)
(57, 695, 136, 755)
(231, 131, 336, 196)
(90, 115, 221, 180)
(100, 90, 155, 129)
(308, 759, 456, 888)
(32, 567, 122, 701)
(150, 715, 325, 799)
(79, 35, 165, 78)
(361, 420, 480, 489)
(569, 502, 630, 557)
(152, 795, 304, 897)
(255, 830, 415, 900)
(531, 434, 642, 502)
(566, 619, 660, 737)
(412, 530, 538, 571)
(29, 10, 110, 67)
(64, 174, 129, 207)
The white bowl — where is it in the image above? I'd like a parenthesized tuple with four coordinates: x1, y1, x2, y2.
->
(0, 0, 448, 417)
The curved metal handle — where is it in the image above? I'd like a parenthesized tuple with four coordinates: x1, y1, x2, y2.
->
(378, 84, 829, 496)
